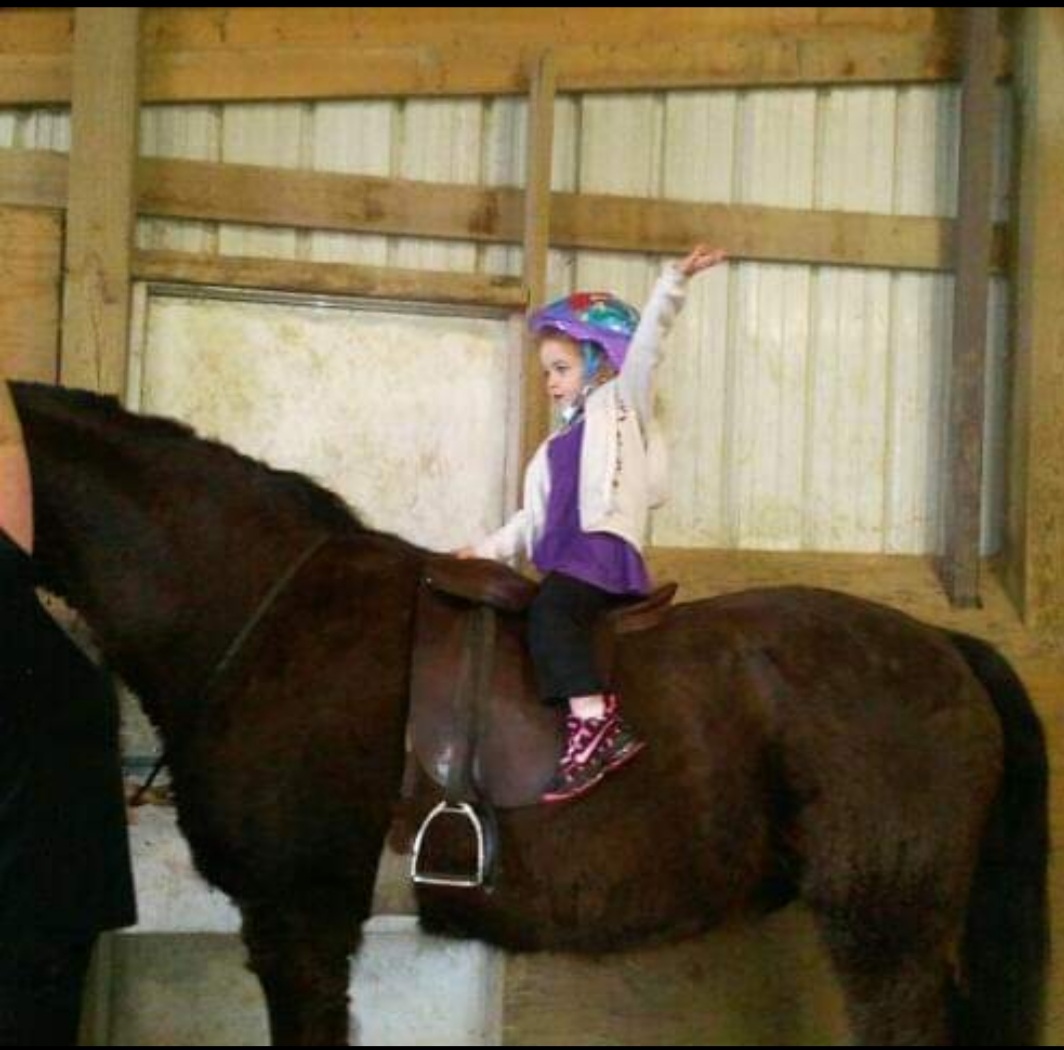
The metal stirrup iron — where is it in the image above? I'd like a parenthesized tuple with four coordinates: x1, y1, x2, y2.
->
(411, 606, 497, 888)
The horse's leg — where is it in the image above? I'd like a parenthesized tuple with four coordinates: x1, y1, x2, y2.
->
(240, 894, 363, 1047)
(796, 793, 971, 1045)
(790, 754, 974, 1044)
(811, 910, 959, 1045)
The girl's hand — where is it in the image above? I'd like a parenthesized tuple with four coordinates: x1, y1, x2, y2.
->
(679, 244, 727, 277)
(453, 547, 478, 560)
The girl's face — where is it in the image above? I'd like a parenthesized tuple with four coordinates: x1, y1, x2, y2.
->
(539, 335, 585, 410)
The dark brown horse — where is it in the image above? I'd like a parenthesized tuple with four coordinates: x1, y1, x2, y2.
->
(12, 382, 1048, 1046)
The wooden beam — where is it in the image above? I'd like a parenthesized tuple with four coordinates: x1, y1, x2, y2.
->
(0, 150, 68, 211)
(132, 249, 527, 310)
(140, 8, 954, 51)
(936, 8, 999, 608)
(0, 148, 1013, 274)
(0, 10, 73, 104)
(60, 9, 141, 395)
(0, 148, 1012, 275)
(999, 8, 1064, 634)
(135, 156, 524, 249)
(0, 55, 71, 106)
(0, 8, 1012, 105)
(0, 206, 62, 383)
(521, 51, 556, 470)
(8, 6, 954, 57)
(135, 158, 1011, 274)
(546, 194, 1009, 275)
(136, 30, 1005, 102)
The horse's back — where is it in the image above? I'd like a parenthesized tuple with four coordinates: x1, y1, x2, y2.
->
(662, 585, 1003, 919)
(665, 584, 999, 729)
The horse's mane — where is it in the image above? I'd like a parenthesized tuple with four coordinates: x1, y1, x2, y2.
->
(13, 381, 363, 535)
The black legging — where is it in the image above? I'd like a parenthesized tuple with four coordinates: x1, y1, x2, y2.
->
(0, 936, 96, 1046)
(527, 572, 631, 702)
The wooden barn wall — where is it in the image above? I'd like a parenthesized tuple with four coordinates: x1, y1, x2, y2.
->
(0, 84, 1012, 557)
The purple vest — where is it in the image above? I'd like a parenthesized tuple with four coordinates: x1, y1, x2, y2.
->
(532, 419, 651, 596)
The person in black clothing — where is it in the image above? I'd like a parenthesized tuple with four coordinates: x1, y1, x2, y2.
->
(1, 372, 136, 1046)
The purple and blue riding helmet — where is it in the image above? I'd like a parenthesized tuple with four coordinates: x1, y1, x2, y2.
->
(528, 291, 640, 373)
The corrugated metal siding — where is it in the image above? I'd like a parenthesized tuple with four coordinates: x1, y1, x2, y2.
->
(480, 96, 526, 281)
(393, 99, 483, 274)
(0, 106, 70, 150)
(220, 103, 303, 260)
(140, 104, 219, 254)
(311, 100, 395, 268)
(0, 84, 1012, 555)
(805, 90, 894, 555)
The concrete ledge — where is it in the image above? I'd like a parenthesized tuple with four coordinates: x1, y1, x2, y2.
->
(117, 806, 502, 1045)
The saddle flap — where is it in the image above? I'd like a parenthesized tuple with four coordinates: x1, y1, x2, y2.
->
(408, 575, 676, 811)
(409, 582, 563, 809)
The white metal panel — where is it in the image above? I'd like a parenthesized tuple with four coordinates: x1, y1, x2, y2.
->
(16, 107, 70, 150)
(219, 102, 304, 259)
(805, 89, 895, 551)
(309, 100, 396, 267)
(729, 90, 817, 550)
(479, 96, 525, 279)
(883, 86, 959, 553)
(575, 90, 662, 296)
(579, 92, 663, 197)
(574, 93, 660, 347)
(727, 259, 813, 550)
(392, 99, 482, 273)
(574, 93, 655, 306)
(897, 85, 961, 218)
(545, 95, 581, 300)
(573, 93, 667, 542)
(139, 104, 220, 254)
(0, 107, 70, 149)
(884, 271, 951, 553)
(653, 91, 739, 547)
(805, 267, 892, 551)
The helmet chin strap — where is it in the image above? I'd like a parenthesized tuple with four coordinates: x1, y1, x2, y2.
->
(559, 381, 596, 426)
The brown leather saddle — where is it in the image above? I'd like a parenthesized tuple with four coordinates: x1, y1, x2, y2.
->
(406, 556, 675, 887)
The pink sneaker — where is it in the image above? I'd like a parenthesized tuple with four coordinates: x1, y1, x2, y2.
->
(540, 695, 645, 804)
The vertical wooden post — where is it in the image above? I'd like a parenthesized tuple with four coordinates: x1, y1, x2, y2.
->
(936, 7, 998, 607)
(61, 8, 141, 395)
(999, 8, 1064, 632)
(521, 51, 556, 469)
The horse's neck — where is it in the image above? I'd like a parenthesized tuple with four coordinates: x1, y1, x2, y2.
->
(25, 401, 321, 714)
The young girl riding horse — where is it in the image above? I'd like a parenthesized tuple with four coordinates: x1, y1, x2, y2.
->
(459, 244, 726, 803)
